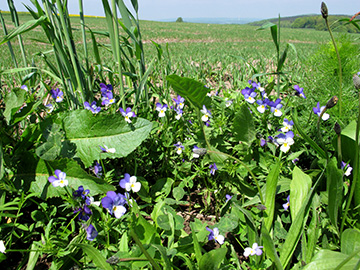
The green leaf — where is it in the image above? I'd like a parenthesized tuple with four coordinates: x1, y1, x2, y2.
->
(36, 123, 63, 161)
(72, 243, 112, 270)
(30, 158, 115, 199)
(134, 214, 161, 245)
(257, 22, 278, 52)
(26, 242, 40, 270)
(0, 15, 47, 45)
(199, 248, 227, 270)
(277, 43, 289, 72)
(190, 222, 202, 264)
(166, 74, 210, 109)
(290, 166, 312, 220)
(303, 249, 360, 270)
(232, 104, 256, 146)
(3, 87, 26, 124)
(341, 229, 360, 255)
(261, 226, 284, 270)
(173, 186, 185, 201)
(264, 160, 281, 231)
(326, 158, 343, 228)
(60, 110, 152, 167)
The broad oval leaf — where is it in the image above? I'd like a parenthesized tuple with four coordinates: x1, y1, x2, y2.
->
(290, 166, 312, 220)
(199, 248, 227, 270)
(341, 229, 360, 255)
(232, 104, 256, 146)
(61, 110, 152, 167)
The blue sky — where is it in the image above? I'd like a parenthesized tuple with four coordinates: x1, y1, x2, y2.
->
(0, 0, 358, 20)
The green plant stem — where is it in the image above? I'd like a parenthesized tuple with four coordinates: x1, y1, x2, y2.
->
(340, 93, 360, 234)
(317, 107, 329, 161)
(207, 150, 264, 205)
(111, 0, 125, 110)
(325, 18, 342, 116)
(130, 228, 162, 270)
(79, 0, 91, 96)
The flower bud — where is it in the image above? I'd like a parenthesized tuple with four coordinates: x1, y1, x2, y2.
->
(325, 96, 338, 109)
(353, 74, 360, 90)
(334, 122, 341, 135)
(321, 2, 328, 19)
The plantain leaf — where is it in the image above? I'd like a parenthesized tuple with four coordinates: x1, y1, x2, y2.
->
(166, 74, 211, 109)
(341, 229, 360, 255)
(3, 87, 26, 124)
(232, 104, 256, 146)
(60, 110, 152, 167)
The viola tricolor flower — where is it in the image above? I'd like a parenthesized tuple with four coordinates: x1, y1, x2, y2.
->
(276, 131, 294, 153)
(156, 103, 168, 117)
(244, 243, 263, 257)
(48, 169, 68, 187)
(0, 240, 6, 253)
(206, 227, 225, 245)
(84, 101, 101, 114)
(74, 205, 92, 221)
(50, 88, 64, 102)
(294, 85, 306, 99)
(120, 107, 136, 123)
(280, 118, 294, 133)
(101, 191, 127, 218)
(200, 105, 212, 122)
(174, 108, 183, 120)
(173, 95, 185, 109)
(260, 138, 267, 147)
(225, 98, 233, 107)
(73, 186, 90, 200)
(192, 146, 207, 158)
(341, 161, 353, 176)
(241, 87, 257, 104)
(93, 161, 102, 178)
(225, 194, 232, 202)
(99, 145, 116, 153)
(86, 224, 98, 241)
(256, 99, 267, 113)
(268, 98, 283, 117)
(119, 173, 141, 193)
(174, 142, 185, 155)
(313, 102, 330, 121)
(21, 85, 29, 91)
(101, 91, 115, 107)
(209, 163, 218, 175)
(45, 104, 54, 114)
(283, 195, 290, 210)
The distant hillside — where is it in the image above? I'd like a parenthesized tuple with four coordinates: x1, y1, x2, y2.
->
(159, 17, 260, 24)
(249, 14, 359, 33)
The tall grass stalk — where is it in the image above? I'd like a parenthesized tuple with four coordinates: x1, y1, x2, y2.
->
(0, 11, 18, 69)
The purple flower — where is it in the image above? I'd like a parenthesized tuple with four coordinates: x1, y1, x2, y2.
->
(21, 85, 29, 91)
(276, 131, 294, 153)
(244, 243, 263, 257)
(74, 205, 92, 221)
(260, 138, 267, 147)
(45, 104, 54, 114)
(101, 191, 127, 218)
(280, 118, 294, 132)
(99, 145, 115, 153)
(50, 88, 64, 103)
(225, 194, 232, 202)
(200, 105, 212, 122)
(313, 102, 329, 121)
(268, 98, 283, 117)
(241, 87, 257, 104)
(283, 195, 290, 210)
(294, 85, 306, 99)
(48, 169, 68, 187)
(341, 161, 352, 176)
(256, 99, 267, 113)
(86, 224, 98, 241)
(73, 186, 90, 200)
(119, 173, 141, 193)
(84, 101, 101, 114)
(173, 95, 185, 109)
(292, 158, 299, 164)
(174, 142, 185, 154)
(93, 161, 102, 178)
(100, 83, 113, 94)
(156, 103, 168, 117)
(209, 163, 218, 175)
(120, 107, 136, 123)
(206, 227, 225, 245)
(174, 108, 183, 120)
(101, 91, 115, 107)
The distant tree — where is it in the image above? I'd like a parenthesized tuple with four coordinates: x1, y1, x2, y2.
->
(176, 17, 183, 23)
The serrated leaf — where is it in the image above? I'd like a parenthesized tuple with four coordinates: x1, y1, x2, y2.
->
(166, 74, 210, 109)
(60, 110, 152, 167)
